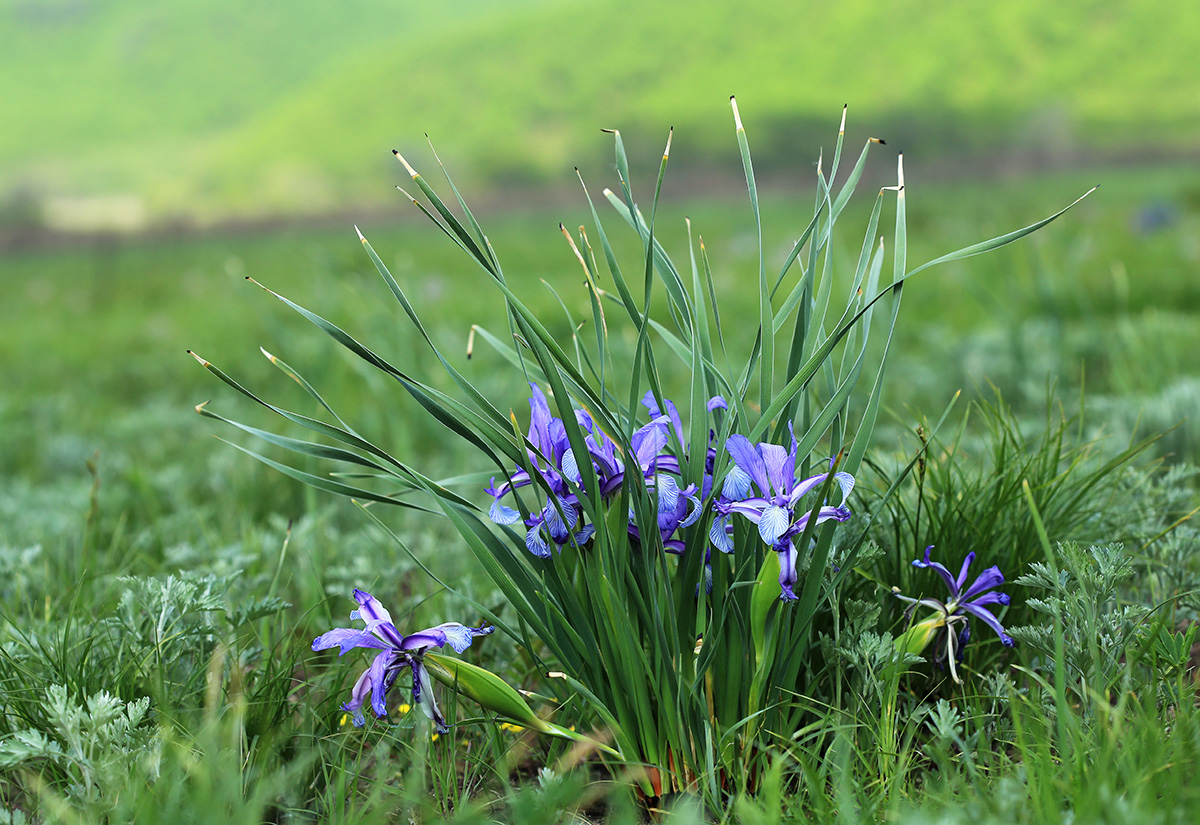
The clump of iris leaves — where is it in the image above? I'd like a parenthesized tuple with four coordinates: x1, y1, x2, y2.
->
(3, 103, 1199, 824)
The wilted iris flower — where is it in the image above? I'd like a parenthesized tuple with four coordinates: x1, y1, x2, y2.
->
(711, 425, 854, 600)
(893, 546, 1014, 683)
(312, 589, 493, 731)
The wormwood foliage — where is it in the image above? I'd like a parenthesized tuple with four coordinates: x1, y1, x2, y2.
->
(192, 102, 1091, 810)
(0, 685, 158, 809)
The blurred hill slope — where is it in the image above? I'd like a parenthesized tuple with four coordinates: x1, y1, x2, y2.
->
(4, 0, 1199, 223)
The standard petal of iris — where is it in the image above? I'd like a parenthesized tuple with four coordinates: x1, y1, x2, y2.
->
(954, 552, 977, 593)
(725, 435, 771, 495)
(960, 564, 1006, 602)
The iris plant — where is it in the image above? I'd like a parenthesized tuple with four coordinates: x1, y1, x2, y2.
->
(489, 386, 726, 560)
(711, 425, 854, 600)
(893, 546, 1014, 683)
(312, 589, 493, 731)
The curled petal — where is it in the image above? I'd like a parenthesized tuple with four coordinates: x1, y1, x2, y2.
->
(833, 471, 855, 502)
(574, 523, 596, 545)
(350, 588, 392, 625)
(641, 391, 685, 445)
(525, 525, 552, 559)
(412, 662, 449, 734)
(677, 490, 702, 529)
(777, 541, 799, 601)
(759, 443, 791, 498)
(707, 396, 728, 411)
(709, 514, 734, 554)
(488, 498, 522, 525)
(967, 590, 1010, 608)
(342, 668, 373, 727)
(351, 589, 405, 647)
(655, 475, 681, 515)
(911, 547, 960, 598)
(790, 505, 852, 537)
(960, 602, 1015, 646)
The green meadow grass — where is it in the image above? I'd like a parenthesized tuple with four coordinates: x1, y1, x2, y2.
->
(2, 159, 1199, 821)
(5, 0, 1200, 220)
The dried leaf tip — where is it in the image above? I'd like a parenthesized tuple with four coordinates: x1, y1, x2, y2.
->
(391, 149, 418, 178)
(730, 96, 744, 131)
(187, 350, 209, 367)
(194, 401, 209, 414)
(839, 105, 848, 136)
(600, 128, 618, 135)
(259, 346, 277, 363)
(663, 127, 673, 160)
(897, 152, 905, 190)
(466, 325, 476, 360)
(354, 225, 366, 243)
(869, 137, 887, 145)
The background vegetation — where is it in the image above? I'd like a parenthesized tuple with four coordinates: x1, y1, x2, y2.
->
(2, 0, 1199, 821)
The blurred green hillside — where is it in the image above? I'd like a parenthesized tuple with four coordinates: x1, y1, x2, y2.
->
(4, 0, 1199, 225)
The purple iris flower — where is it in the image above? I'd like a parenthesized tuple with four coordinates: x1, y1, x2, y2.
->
(893, 546, 1014, 683)
(623, 393, 727, 554)
(627, 474, 703, 554)
(710, 424, 854, 600)
(312, 588, 493, 731)
(487, 384, 593, 557)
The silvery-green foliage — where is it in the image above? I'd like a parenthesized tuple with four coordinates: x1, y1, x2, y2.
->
(0, 684, 159, 808)
(106, 572, 288, 699)
(0, 545, 43, 605)
(1011, 542, 1144, 699)
(833, 630, 921, 692)
(924, 699, 972, 755)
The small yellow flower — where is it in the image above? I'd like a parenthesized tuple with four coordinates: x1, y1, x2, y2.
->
(499, 722, 526, 733)
(398, 703, 412, 714)
(339, 713, 349, 727)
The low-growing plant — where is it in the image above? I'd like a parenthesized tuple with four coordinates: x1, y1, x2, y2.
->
(191, 102, 1093, 811)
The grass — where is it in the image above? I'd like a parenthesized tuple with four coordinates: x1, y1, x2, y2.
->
(2, 152, 1199, 820)
(5, 0, 1200, 220)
